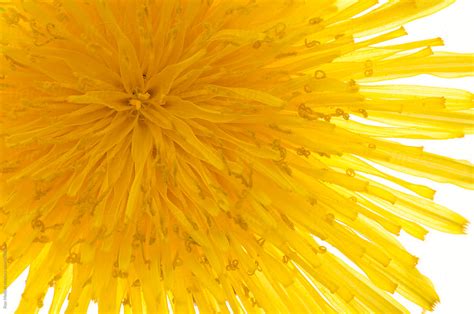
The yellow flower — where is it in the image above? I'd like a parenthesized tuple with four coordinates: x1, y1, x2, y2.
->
(0, 0, 473, 313)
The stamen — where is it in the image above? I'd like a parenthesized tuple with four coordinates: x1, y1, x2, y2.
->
(314, 70, 326, 79)
(309, 17, 322, 25)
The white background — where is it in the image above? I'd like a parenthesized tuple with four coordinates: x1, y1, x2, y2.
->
(370, 0, 474, 313)
(1, 1, 473, 313)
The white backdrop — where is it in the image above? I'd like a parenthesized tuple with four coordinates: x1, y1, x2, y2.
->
(372, 1, 474, 313)
(1, 1, 473, 313)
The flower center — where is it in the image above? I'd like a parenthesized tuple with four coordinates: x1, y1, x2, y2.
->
(128, 90, 151, 110)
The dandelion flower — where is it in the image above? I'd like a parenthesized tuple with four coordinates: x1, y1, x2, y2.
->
(1, 0, 473, 313)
